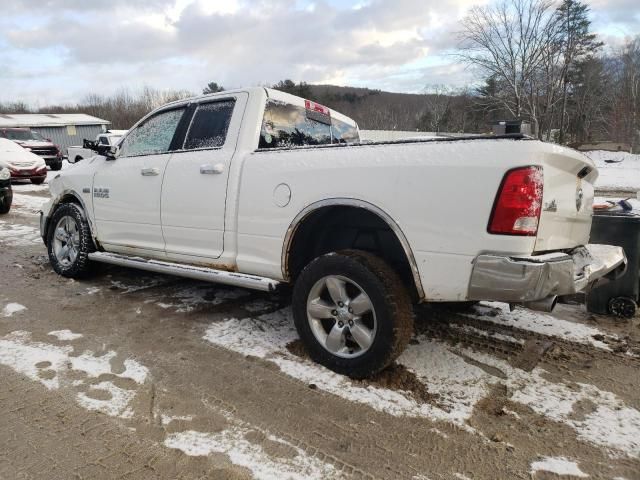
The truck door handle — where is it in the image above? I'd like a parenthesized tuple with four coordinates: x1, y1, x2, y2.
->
(141, 167, 159, 176)
(200, 163, 224, 175)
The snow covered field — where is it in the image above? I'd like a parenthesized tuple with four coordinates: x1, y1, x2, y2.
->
(587, 150, 640, 194)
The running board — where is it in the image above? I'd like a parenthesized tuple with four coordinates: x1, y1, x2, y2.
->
(88, 252, 280, 292)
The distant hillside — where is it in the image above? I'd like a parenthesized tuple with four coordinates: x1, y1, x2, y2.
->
(274, 82, 489, 133)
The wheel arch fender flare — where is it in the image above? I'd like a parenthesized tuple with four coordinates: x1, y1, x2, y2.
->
(281, 198, 425, 300)
(44, 190, 96, 247)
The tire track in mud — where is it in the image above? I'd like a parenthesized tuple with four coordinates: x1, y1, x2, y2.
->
(416, 304, 640, 365)
(415, 305, 640, 409)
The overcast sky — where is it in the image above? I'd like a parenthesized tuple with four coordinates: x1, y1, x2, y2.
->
(1, 0, 638, 106)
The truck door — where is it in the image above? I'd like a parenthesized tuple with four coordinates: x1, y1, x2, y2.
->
(92, 106, 186, 253)
(161, 93, 247, 260)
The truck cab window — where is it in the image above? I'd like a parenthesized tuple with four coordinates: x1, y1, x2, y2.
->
(118, 108, 185, 157)
(259, 100, 332, 149)
(184, 100, 235, 150)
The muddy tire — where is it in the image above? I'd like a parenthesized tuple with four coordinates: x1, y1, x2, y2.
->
(47, 203, 94, 278)
(292, 249, 414, 379)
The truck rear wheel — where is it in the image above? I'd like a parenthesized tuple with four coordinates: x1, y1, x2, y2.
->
(292, 250, 414, 379)
(47, 203, 94, 278)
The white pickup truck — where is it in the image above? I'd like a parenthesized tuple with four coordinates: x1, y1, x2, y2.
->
(41, 87, 625, 378)
(67, 130, 127, 163)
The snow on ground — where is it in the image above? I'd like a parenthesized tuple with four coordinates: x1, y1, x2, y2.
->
(48, 329, 83, 341)
(530, 456, 588, 477)
(0, 325, 339, 477)
(150, 286, 250, 313)
(2, 302, 26, 317)
(463, 345, 640, 458)
(203, 308, 640, 458)
(0, 220, 41, 246)
(203, 308, 490, 428)
(11, 193, 49, 214)
(165, 427, 341, 480)
(586, 150, 640, 193)
(465, 302, 618, 351)
(0, 329, 146, 417)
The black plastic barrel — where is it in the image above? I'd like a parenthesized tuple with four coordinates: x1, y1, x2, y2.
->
(586, 211, 640, 318)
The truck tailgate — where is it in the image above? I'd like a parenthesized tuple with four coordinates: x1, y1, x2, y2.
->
(535, 147, 597, 252)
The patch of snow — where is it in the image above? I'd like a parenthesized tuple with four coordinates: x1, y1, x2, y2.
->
(150, 286, 250, 313)
(110, 277, 166, 294)
(161, 414, 194, 425)
(76, 381, 135, 418)
(2, 302, 27, 317)
(530, 456, 588, 477)
(48, 329, 83, 341)
(466, 303, 616, 350)
(0, 220, 41, 246)
(11, 182, 49, 193)
(11, 193, 49, 214)
(85, 287, 101, 295)
(70, 350, 148, 384)
(453, 474, 473, 480)
(0, 330, 147, 418)
(165, 428, 340, 480)
(0, 330, 72, 389)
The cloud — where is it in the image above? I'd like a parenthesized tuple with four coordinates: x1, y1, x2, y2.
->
(0, 0, 637, 104)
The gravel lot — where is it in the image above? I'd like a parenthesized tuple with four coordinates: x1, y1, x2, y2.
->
(1, 175, 640, 480)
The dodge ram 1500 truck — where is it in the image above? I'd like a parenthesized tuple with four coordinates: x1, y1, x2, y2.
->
(40, 87, 626, 378)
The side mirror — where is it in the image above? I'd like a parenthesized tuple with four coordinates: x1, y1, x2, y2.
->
(97, 144, 118, 160)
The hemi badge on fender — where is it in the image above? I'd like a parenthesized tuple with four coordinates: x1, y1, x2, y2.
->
(82, 187, 91, 193)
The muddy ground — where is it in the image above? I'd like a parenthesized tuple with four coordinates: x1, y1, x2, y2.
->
(1, 180, 639, 479)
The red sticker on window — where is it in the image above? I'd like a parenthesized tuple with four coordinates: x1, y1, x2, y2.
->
(304, 100, 331, 117)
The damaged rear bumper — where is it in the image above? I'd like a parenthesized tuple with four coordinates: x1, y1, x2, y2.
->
(467, 244, 626, 303)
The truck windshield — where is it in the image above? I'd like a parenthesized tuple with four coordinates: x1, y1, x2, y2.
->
(259, 99, 359, 149)
(2, 130, 36, 141)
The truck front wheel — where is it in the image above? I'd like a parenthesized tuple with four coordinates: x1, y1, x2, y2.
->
(292, 250, 414, 379)
(47, 203, 94, 278)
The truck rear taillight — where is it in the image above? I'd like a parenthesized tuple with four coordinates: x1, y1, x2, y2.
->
(488, 166, 543, 236)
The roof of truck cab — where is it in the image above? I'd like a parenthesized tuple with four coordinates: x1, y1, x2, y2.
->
(162, 87, 358, 128)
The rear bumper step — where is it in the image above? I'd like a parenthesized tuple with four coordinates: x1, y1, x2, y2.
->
(88, 252, 280, 292)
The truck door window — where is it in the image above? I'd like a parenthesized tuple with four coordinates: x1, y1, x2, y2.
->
(259, 100, 332, 149)
(118, 108, 185, 157)
(184, 100, 235, 150)
(98, 136, 109, 145)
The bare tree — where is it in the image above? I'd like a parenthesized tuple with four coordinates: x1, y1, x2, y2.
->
(459, 0, 561, 137)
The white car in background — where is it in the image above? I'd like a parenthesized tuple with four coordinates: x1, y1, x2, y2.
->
(67, 130, 127, 163)
(0, 138, 48, 185)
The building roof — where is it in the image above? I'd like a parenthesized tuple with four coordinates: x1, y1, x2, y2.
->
(0, 113, 110, 128)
